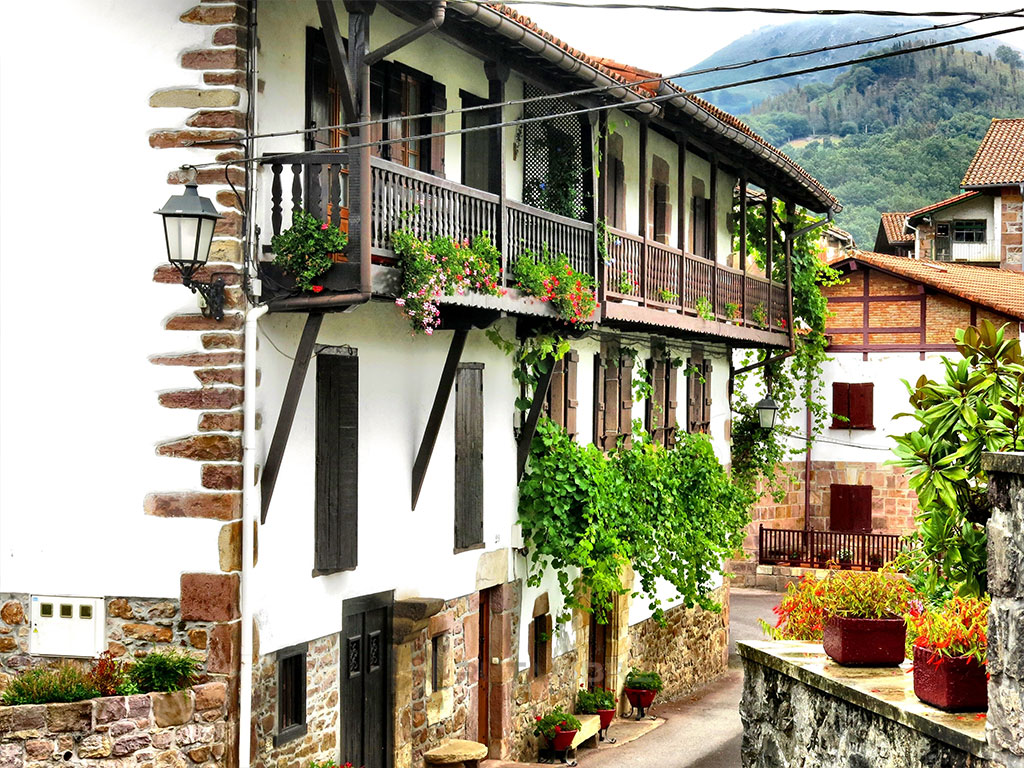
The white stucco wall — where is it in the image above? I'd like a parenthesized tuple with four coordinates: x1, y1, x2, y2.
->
(0, 0, 225, 597)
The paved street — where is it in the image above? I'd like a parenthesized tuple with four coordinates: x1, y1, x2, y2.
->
(582, 588, 780, 768)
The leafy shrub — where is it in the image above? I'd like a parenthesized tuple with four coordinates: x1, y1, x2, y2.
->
(575, 686, 615, 713)
(129, 648, 201, 693)
(533, 706, 582, 740)
(1, 662, 99, 705)
(907, 595, 990, 664)
(624, 669, 663, 692)
(89, 651, 137, 697)
(271, 210, 348, 292)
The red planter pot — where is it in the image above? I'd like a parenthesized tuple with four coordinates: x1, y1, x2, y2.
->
(551, 729, 577, 751)
(597, 709, 615, 730)
(913, 645, 988, 712)
(624, 688, 657, 709)
(823, 616, 906, 666)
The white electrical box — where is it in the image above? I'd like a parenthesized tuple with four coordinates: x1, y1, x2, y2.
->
(29, 595, 106, 658)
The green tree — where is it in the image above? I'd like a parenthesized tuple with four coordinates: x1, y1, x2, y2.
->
(996, 45, 1022, 70)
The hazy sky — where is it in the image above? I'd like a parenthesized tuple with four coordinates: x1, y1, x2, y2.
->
(509, 0, 1024, 77)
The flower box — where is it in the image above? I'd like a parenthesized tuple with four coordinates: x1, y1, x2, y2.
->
(823, 616, 906, 666)
(912, 645, 988, 712)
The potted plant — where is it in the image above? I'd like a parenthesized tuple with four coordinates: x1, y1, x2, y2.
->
(836, 548, 854, 569)
(534, 706, 581, 752)
(788, 549, 804, 567)
(576, 686, 616, 731)
(819, 569, 913, 666)
(868, 552, 884, 569)
(270, 210, 348, 293)
(623, 668, 662, 718)
(908, 596, 989, 712)
(816, 548, 832, 567)
(768, 547, 787, 565)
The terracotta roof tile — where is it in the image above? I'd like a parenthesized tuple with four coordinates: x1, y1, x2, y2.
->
(907, 191, 982, 220)
(838, 250, 1024, 320)
(961, 118, 1024, 188)
(880, 212, 912, 245)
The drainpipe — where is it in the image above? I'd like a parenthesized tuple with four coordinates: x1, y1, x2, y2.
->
(905, 221, 921, 259)
(365, 2, 446, 67)
(239, 302, 268, 768)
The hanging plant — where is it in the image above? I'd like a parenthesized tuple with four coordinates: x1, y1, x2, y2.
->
(513, 247, 597, 325)
(270, 210, 348, 292)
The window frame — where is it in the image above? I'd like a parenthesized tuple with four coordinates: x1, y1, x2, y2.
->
(952, 219, 986, 244)
(274, 643, 308, 746)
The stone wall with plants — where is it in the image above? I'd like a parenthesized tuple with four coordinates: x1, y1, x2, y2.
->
(0, 684, 229, 768)
(627, 586, 729, 703)
(509, 649, 582, 762)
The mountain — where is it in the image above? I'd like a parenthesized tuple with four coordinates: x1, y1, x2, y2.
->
(748, 45, 1024, 245)
(680, 16, 1017, 116)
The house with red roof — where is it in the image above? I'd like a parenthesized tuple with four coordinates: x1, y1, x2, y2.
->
(873, 212, 912, 257)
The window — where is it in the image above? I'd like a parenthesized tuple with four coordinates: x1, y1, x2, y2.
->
(831, 382, 874, 430)
(830, 484, 873, 533)
(369, 61, 446, 175)
(953, 220, 986, 243)
(431, 635, 442, 692)
(455, 363, 484, 552)
(461, 90, 498, 194)
(306, 27, 349, 232)
(686, 350, 712, 434)
(690, 179, 709, 257)
(651, 155, 671, 245)
(593, 342, 633, 450)
(315, 348, 359, 574)
(544, 350, 579, 439)
(276, 644, 308, 745)
(645, 345, 679, 447)
(531, 614, 552, 678)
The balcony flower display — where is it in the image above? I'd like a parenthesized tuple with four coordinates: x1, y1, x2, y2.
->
(513, 247, 597, 325)
(270, 211, 348, 292)
(908, 596, 989, 712)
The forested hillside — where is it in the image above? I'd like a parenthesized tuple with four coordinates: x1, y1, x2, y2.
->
(742, 45, 1024, 245)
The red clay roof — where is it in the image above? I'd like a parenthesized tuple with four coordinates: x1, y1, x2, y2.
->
(907, 191, 982, 220)
(837, 250, 1024, 320)
(880, 212, 912, 244)
(481, 3, 839, 210)
(961, 118, 1024, 188)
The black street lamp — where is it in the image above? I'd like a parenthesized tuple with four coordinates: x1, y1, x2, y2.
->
(756, 395, 779, 430)
(155, 182, 225, 321)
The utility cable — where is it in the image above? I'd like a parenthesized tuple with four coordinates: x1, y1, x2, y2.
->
(187, 19, 1024, 169)
(483, 1, 1024, 17)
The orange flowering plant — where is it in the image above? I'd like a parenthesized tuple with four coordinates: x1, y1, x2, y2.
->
(761, 568, 914, 641)
(907, 595, 990, 665)
(513, 246, 597, 325)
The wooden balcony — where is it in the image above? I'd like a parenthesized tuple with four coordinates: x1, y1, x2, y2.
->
(758, 527, 905, 571)
(603, 227, 791, 347)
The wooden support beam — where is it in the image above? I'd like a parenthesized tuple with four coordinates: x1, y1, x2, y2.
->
(316, 0, 358, 124)
(516, 357, 558, 482)
(411, 329, 469, 510)
(785, 200, 795, 351)
(639, 118, 649, 307)
(765, 193, 774, 325)
(261, 312, 325, 523)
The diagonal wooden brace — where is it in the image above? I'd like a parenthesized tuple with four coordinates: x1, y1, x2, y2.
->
(516, 356, 557, 482)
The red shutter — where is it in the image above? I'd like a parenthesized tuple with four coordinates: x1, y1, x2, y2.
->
(829, 484, 850, 532)
(593, 353, 606, 448)
(831, 382, 851, 429)
(565, 350, 579, 439)
(850, 383, 874, 429)
(851, 485, 873, 532)
(665, 363, 679, 446)
(619, 353, 634, 449)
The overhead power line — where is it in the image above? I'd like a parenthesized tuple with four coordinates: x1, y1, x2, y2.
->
(189, 7, 1016, 148)
(188, 18, 1024, 168)
(484, 1, 1024, 16)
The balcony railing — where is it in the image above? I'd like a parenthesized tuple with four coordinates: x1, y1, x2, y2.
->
(758, 527, 905, 571)
(605, 228, 788, 332)
(946, 240, 999, 263)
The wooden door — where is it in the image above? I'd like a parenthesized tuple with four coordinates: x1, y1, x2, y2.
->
(935, 222, 951, 261)
(477, 590, 491, 747)
(588, 613, 608, 689)
(342, 592, 393, 768)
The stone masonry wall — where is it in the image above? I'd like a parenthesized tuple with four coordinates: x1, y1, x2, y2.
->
(1001, 188, 1022, 270)
(626, 585, 729, 704)
(251, 633, 339, 768)
(509, 650, 581, 762)
(0, 683, 229, 768)
(983, 452, 1024, 767)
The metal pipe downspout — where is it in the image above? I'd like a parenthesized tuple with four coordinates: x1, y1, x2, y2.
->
(366, 2, 446, 67)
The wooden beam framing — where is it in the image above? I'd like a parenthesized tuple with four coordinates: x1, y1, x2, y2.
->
(411, 329, 469, 510)
(261, 312, 325, 523)
(316, 0, 358, 124)
(516, 357, 558, 482)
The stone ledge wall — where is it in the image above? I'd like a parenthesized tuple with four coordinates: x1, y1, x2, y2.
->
(740, 654, 990, 768)
(0, 683, 228, 768)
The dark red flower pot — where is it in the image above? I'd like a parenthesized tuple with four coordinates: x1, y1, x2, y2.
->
(624, 688, 657, 709)
(552, 729, 577, 751)
(823, 616, 906, 666)
(597, 709, 615, 729)
(913, 645, 988, 712)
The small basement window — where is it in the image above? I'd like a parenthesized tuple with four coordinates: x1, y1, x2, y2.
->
(275, 644, 308, 746)
(532, 614, 552, 678)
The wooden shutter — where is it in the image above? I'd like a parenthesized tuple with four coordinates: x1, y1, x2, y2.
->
(548, 358, 565, 428)
(455, 363, 484, 551)
(602, 347, 620, 450)
(830, 484, 850, 532)
(850, 383, 874, 429)
(692, 196, 707, 257)
(368, 64, 386, 159)
(306, 29, 332, 151)
(665, 362, 679, 446)
(430, 80, 446, 178)
(686, 357, 697, 433)
(593, 353, 606, 448)
(315, 349, 359, 573)
(619, 353, 634, 449)
(831, 382, 850, 429)
(831, 484, 872, 533)
(565, 350, 579, 439)
(646, 356, 667, 444)
(701, 360, 713, 433)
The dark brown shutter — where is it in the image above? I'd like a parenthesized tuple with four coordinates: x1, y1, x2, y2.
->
(646, 356, 667, 444)
(701, 360, 713, 433)
(692, 197, 707, 257)
(619, 353, 634, 449)
(430, 80, 447, 178)
(315, 349, 359, 573)
(851, 485, 873, 532)
(593, 353, 606, 448)
(850, 383, 874, 429)
(368, 64, 386, 158)
(665, 362, 679, 446)
(565, 350, 579, 439)
(613, 158, 626, 230)
(686, 357, 697, 433)
(384, 64, 402, 163)
(455, 364, 484, 551)
(831, 382, 850, 429)
(548, 358, 565, 428)
(306, 28, 332, 152)
(602, 347, 620, 450)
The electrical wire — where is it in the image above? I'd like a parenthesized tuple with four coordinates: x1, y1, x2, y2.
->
(187, 18, 1024, 169)
(186, 7, 1021, 148)
(479, 1, 1024, 16)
